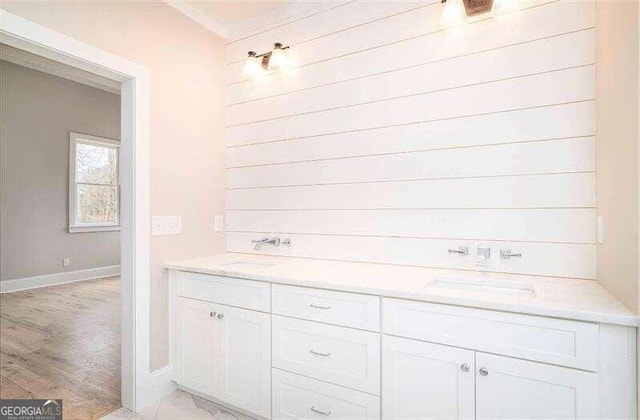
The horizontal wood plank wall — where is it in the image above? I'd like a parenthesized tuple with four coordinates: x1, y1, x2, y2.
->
(225, 0, 597, 279)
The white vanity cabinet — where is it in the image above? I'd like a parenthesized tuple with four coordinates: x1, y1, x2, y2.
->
(382, 298, 633, 420)
(172, 273, 271, 418)
(382, 335, 599, 419)
(170, 269, 637, 420)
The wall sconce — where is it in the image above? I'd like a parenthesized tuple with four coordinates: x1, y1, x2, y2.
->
(441, 0, 520, 27)
(242, 42, 291, 78)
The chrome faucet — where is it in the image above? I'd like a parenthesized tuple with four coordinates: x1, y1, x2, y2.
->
(252, 236, 281, 250)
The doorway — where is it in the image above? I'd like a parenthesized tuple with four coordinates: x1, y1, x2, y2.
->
(1, 9, 151, 413)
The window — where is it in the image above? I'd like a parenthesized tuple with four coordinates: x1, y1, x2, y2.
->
(69, 132, 120, 233)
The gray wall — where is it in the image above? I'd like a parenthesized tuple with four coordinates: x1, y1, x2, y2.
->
(1, 60, 121, 281)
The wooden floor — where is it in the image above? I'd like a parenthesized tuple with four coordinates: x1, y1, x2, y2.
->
(1, 276, 121, 419)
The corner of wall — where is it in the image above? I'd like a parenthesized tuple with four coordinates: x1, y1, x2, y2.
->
(595, 0, 640, 313)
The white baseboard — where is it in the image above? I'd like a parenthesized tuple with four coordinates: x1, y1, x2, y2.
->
(0, 265, 120, 293)
(140, 365, 176, 410)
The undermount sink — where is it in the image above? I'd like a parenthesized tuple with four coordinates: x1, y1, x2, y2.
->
(432, 277, 536, 296)
(219, 259, 280, 269)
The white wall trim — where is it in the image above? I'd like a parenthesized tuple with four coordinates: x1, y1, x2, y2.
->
(0, 44, 121, 94)
(0, 9, 151, 412)
(0, 265, 121, 294)
(164, 0, 227, 39)
(146, 365, 176, 407)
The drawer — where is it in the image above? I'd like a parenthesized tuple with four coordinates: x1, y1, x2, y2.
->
(272, 284, 380, 331)
(176, 271, 270, 312)
(272, 369, 380, 420)
(272, 316, 380, 394)
(383, 298, 599, 371)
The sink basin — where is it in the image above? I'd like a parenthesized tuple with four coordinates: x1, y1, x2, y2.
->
(219, 259, 280, 269)
(432, 277, 536, 296)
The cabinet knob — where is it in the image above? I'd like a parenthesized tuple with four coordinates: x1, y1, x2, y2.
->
(460, 363, 470, 372)
(479, 367, 489, 376)
(209, 311, 216, 318)
(217, 313, 224, 320)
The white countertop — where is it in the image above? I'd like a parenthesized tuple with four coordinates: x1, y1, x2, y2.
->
(165, 253, 638, 327)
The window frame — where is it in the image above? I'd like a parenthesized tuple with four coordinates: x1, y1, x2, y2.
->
(68, 131, 121, 233)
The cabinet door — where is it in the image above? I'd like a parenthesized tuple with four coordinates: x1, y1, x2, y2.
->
(382, 336, 475, 420)
(218, 304, 271, 418)
(475, 353, 599, 419)
(175, 297, 219, 396)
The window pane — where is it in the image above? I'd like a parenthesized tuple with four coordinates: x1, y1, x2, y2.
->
(76, 184, 119, 224)
(75, 142, 118, 185)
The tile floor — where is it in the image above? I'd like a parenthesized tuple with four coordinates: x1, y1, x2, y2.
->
(101, 389, 256, 420)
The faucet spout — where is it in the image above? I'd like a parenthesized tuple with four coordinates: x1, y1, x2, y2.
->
(252, 237, 270, 250)
(476, 246, 491, 267)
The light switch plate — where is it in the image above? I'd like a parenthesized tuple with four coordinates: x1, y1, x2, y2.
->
(152, 215, 182, 236)
(62, 257, 71, 267)
(214, 215, 224, 232)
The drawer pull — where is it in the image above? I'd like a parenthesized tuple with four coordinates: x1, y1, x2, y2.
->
(460, 363, 470, 372)
(310, 349, 331, 357)
(310, 406, 332, 416)
(310, 303, 332, 310)
(479, 367, 489, 376)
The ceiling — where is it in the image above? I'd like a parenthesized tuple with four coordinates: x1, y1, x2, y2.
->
(185, 1, 291, 24)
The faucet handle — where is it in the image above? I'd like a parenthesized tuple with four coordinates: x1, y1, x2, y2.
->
(448, 246, 469, 256)
(500, 249, 522, 259)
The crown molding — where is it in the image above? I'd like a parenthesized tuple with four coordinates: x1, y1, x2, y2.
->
(164, 1, 347, 44)
(164, 0, 228, 39)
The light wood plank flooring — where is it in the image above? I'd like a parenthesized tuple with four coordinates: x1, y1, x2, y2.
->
(1, 276, 121, 419)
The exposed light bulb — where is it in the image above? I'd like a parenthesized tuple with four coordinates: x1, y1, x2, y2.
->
(268, 42, 290, 71)
(492, 0, 521, 16)
(242, 51, 264, 78)
(441, 0, 467, 28)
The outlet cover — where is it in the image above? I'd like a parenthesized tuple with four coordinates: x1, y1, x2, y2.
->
(214, 215, 224, 232)
(152, 215, 182, 236)
(62, 257, 71, 267)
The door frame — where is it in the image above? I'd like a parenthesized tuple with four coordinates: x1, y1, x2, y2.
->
(1, 10, 152, 411)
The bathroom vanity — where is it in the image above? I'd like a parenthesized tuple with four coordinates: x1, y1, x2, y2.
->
(166, 254, 637, 420)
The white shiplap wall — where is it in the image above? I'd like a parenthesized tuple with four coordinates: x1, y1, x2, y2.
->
(224, 0, 597, 279)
